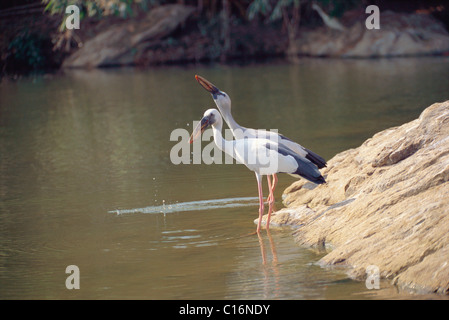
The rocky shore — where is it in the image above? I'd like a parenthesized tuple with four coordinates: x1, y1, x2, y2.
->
(62, 5, 449, 68)
(295, 10, 449, 58)
(2, 4, 449, 74)
(257, 101, 449, 295)
(60, 4, 288, 68)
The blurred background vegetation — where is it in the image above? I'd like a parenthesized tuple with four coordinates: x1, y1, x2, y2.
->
(1, 0, 448, 75)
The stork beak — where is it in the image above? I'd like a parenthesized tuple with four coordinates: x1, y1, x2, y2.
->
(195, 75, 221, 96)
(189, 116, 210, 144)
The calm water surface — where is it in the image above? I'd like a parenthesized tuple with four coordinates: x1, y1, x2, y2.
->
(1, 58, 449, 299)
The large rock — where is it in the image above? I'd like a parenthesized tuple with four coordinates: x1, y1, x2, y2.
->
(295, 11, 449, 57)
(62, 5, 195, 68)
(258, 101, 449, 295)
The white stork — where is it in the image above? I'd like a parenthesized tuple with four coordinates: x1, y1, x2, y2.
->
(190, 109, 325, 233)
(194, 75, 327, 222)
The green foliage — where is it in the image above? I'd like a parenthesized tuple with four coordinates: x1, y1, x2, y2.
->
(248, 0, 302, 22)
(42, 0, 150, 20)
(247, 0, 271, 21)
(42, 0, 362, 32)
(7, 28, 47, 71)
(42, 0, 155, 32)
(270, 0, 300, 21)
(313, 0, 360, 17)
(248, 0, 361, 21)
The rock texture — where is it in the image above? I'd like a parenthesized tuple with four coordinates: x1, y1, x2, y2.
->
(295, 11, 449, 58)
(62, 4, 195, 68)
(258, 101, 449, 295)
(60, 9, 449, 68)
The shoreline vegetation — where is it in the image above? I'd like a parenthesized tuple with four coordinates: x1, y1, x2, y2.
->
(1, 0, 449, 77)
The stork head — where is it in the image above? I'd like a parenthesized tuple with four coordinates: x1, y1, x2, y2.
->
(195, 75, 231, 116)
(189, 109, 221, 144)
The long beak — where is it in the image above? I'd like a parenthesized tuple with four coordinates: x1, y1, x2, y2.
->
(195, 75, 221, 95)
(189, 117, 210, 144)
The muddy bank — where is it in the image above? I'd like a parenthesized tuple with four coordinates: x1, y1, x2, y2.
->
(258, 101, 449, 295)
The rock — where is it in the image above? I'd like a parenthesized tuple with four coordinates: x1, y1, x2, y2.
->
(257, 101, 449, 295)
(294, 11, 449, 58)
(62, 5, 195, 68)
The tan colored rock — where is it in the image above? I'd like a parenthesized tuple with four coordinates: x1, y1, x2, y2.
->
(257, 101, 449, 295)
(62, 5, 195, 68)
(295, 11, 449, 58)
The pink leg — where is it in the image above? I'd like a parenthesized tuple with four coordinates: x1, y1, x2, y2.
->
(266, 176, 271, 202)
(267, 175, 272, 202)
(272, 174, 278, 195)
(255, 173, 264, 233)
(266, 175, 275, 230)
(267, 174, 278, 203)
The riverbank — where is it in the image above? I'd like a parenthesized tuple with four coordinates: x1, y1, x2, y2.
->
(2, 2, 449, 76)
(258, 100, 449, 295)
(1, 3, 289, 75)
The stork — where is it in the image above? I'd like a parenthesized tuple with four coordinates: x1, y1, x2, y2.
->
(194, 75, 326, 220)
(190, 109, 325, 233)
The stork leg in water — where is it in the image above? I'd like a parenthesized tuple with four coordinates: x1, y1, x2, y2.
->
(255, 173, 265, 233)
(266, 175, 276, 230)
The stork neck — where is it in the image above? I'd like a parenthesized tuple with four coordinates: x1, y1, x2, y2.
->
(217, 107, 242, 136)
(212, 122, 234, 157)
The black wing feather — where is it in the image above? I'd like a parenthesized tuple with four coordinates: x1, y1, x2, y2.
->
(278, 134, 327, 169)
(266, 142, 326, 184)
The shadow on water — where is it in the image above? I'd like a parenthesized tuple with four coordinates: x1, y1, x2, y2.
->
(1, 57, 449, 299)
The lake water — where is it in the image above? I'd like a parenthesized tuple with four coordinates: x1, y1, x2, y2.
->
(1, 57, 448, 299)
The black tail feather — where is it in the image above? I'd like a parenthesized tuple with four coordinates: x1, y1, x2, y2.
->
(314, 175, 326, 184)
(305, 148, 327, 169)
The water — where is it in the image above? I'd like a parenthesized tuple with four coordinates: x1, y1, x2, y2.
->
(1, 57, 449, 299)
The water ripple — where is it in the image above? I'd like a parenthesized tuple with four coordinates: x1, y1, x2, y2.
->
(108, 197, 258, 215)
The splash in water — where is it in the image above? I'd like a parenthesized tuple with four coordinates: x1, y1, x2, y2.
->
(109, 197, 258, 215)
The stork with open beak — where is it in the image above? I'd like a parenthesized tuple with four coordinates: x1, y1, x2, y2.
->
(190, 109, 325, 233)
(194, 75, 327, 226)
